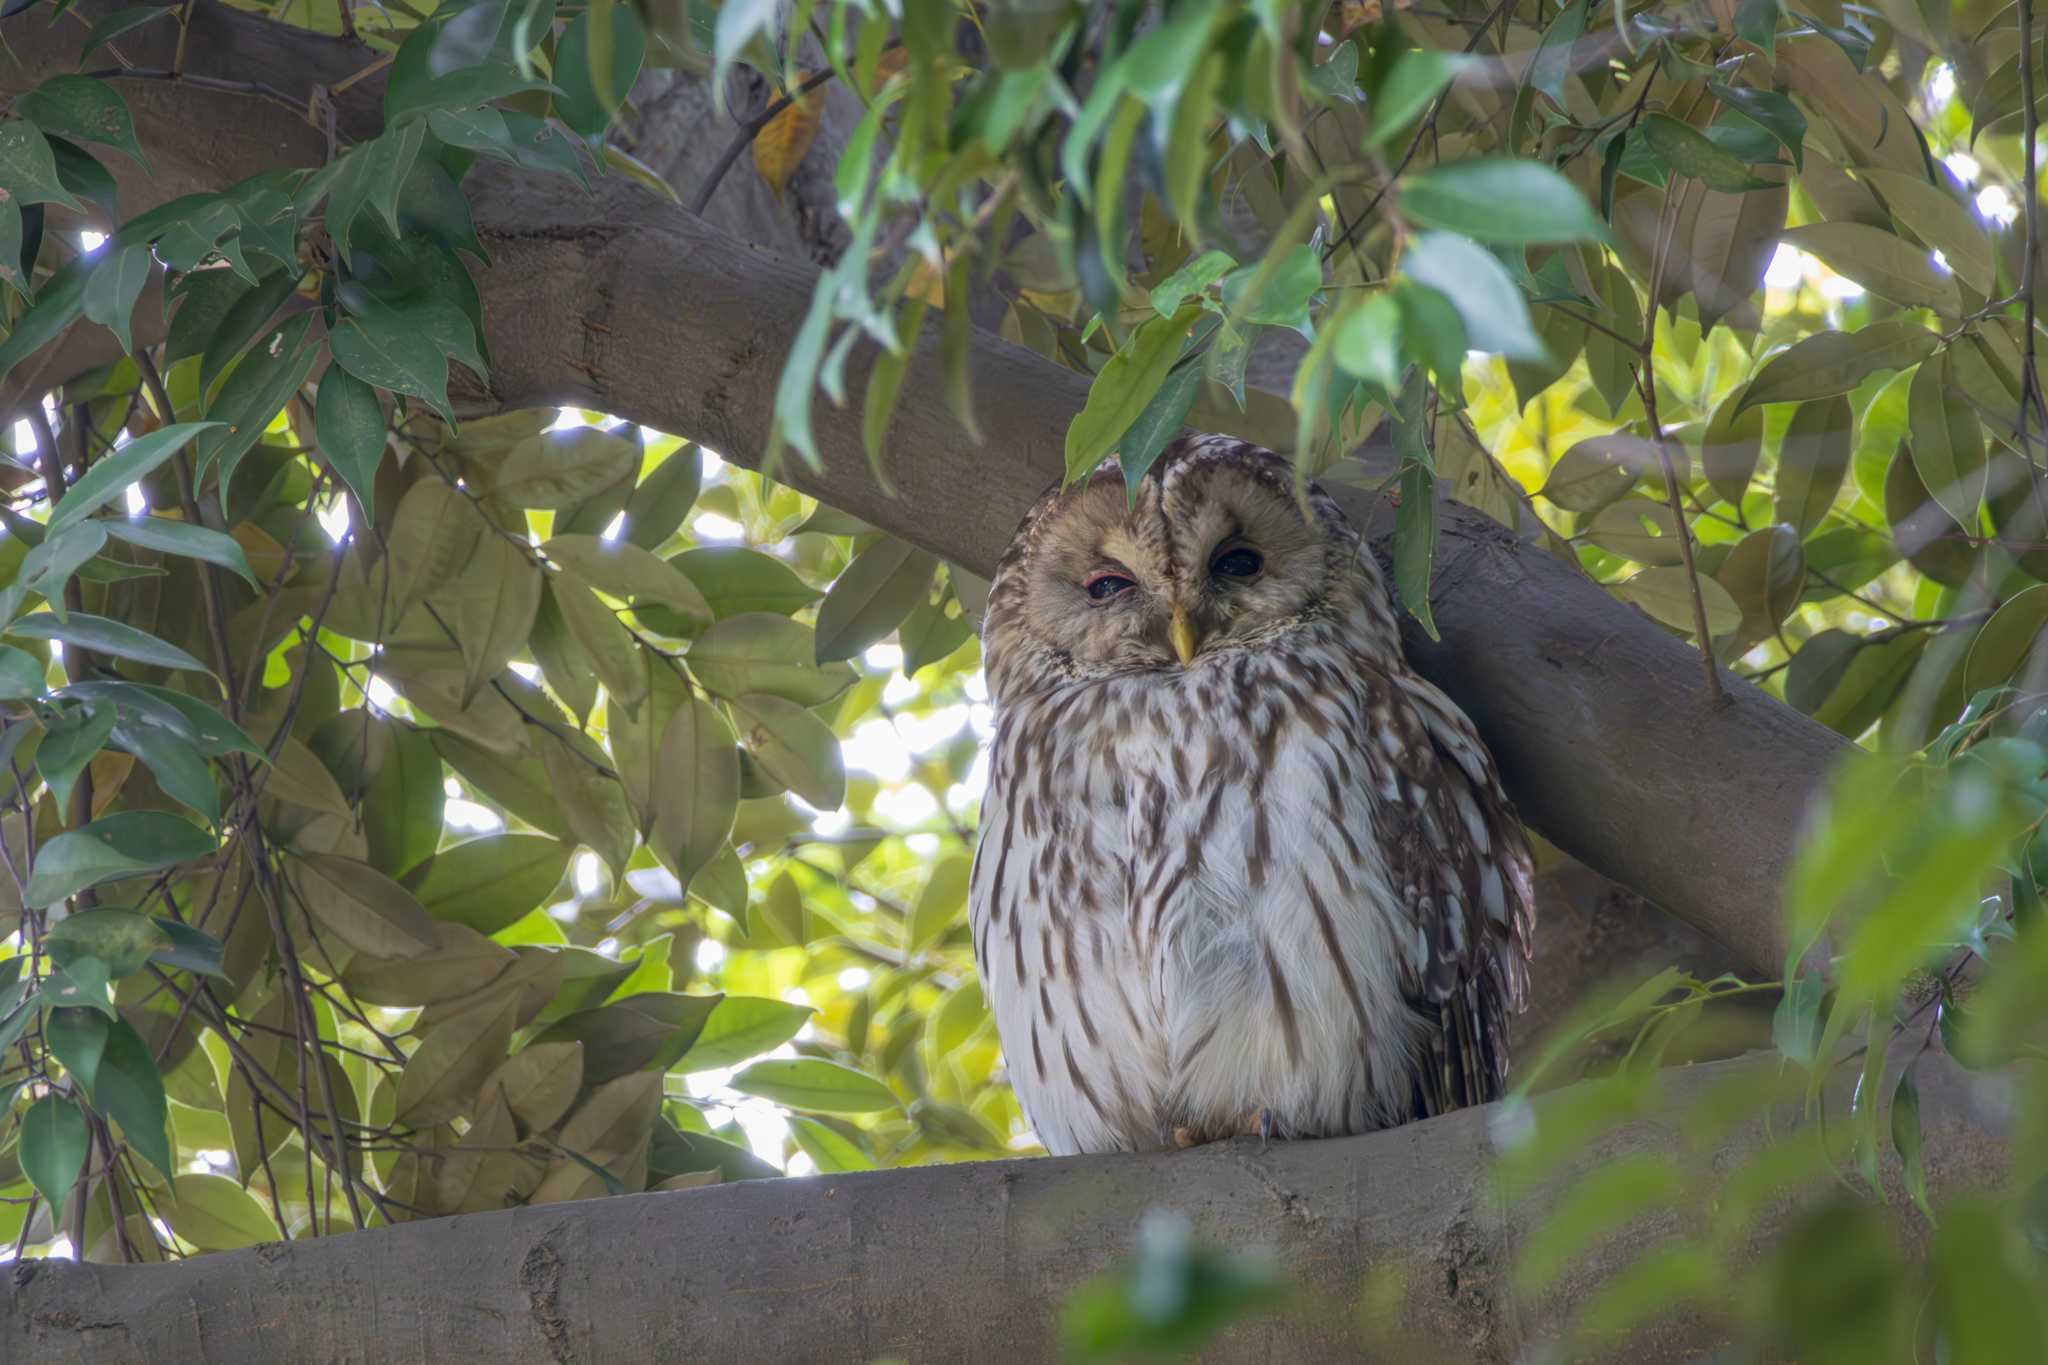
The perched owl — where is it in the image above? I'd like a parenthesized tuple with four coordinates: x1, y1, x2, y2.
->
(969, 434, 1535, 1156)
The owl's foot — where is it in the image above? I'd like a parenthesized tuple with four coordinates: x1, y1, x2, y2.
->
(1170, 1108, 1278, 1149)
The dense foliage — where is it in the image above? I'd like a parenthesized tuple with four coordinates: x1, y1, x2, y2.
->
(0, 0, 2043, 1355)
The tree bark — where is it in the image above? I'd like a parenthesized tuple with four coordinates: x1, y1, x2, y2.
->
(0, 2, 1852, 980)
(0, 1050, 2007, 1364)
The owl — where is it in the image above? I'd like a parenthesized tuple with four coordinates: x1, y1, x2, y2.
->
(969, 434, 1535, 1155)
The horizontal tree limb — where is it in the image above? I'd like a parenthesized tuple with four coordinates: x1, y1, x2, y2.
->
(0, 1050, 2006, 1364)
(0, 2, 1853, 981)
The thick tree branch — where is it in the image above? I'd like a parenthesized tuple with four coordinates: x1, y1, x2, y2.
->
(0, 1, 1854, 980)
(0, 1050, 2007, 1363)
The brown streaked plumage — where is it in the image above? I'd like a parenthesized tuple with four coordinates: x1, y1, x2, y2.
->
(969, 434, 1535, 1155)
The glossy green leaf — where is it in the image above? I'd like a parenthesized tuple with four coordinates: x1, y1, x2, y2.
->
(1400, 159, 1606, 244)
(25, 811, 217, 907)
(730, 1057, 898, 1113)
(46, 422, 223, 535)
(814, 538, 937, 663)
(674, 995, 815, 1072)
(1401, 233, 1544, 360)
(21, 1095, 90, 1222)
(407, 834, 572, 935)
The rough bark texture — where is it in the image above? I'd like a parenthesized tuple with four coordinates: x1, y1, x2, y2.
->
(0, 1051, 2008, 1364)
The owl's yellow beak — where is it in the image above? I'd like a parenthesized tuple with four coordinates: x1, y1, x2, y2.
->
(1169, 608, 1200, 666)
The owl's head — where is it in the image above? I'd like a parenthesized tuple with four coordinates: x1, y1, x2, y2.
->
(981, 435, 1381, 703)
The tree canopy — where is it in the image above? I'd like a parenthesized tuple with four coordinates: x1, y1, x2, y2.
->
(0, 0, 2044, 1358)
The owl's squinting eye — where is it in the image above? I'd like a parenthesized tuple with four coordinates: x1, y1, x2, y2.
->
(1084, 571, 1137, 601)
(1211, 546, 1263, 579)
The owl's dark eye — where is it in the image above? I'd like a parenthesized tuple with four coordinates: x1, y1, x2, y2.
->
(1211, 546, 1263, 579)
(1084, 572, 1136, 601)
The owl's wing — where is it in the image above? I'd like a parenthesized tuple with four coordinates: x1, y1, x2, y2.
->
(1380, 671, 1537, 1118)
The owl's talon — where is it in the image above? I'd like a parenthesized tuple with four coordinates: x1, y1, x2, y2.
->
(1258, 1107, 1274, 1149)
(1171, 1125, 1202, 1149)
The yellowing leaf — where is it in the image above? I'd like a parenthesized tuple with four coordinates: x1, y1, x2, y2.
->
(395, 994, 520, 1126)
(753, 80, 822, 205)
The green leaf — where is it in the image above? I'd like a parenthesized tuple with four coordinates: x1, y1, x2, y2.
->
(1400, 159, 1606, 245)
(6, 610, 214, 677)
(1774, 394, 1854, 536)
(544, 534, 712, 630)
(1703, 386, 1765, 506)
(1642, 113, 1763, 192)
(1740, 321, 1937, 411)
(787, 1115, 875, 1173)
(1890, 1066, 1931, 1219)
(46, 422, 224, 535)
(0, 254, 88, 384)
(159, 1172, 280, 1251)
(407, 834, 571, 935)
(556, 1, 647, 138)
(1063, 304, 1205, 483)
(79, 6, 175, 61)
(491, 427, 640, 509)
(688, 613, 857, 705)
(329, 315, 453, 422)
(674, 995, 815, 1072)
(396, 995, 520, 1126)
(898, 587, 973, 676)
(650, 696, 739, 884)
(114, 720, 220, 824)
(1540, 434, 1646, 512)
(196, 269, 302, 406)
(1368, 50, 1469, 148)
(25, 811, 215, 907)
(529, 992, 721, 1085)
(150, 917, 227, 978)
(1735, 0, 1779, 55)
(1779, 223, 1960, 316)
(313, 364, 386, 516)
(21, 1094, 90, 1222)
(814, 538, 938, 663)
(195, 312, 317, 497)
(670, 546, 819, 619)
(62, 680, 261, 756)
(90, 1015, 173, 1178)
(908, 852, 970, 951)
(102, 516, 259, 589)
(1708, 83, 1805, 170)
(289, 851, 441, 957)
(1222, 245, 1322, 333)
(730, 692, 845, 810)
(19, 521, 107, 618)
(0, 644, 44, 698)
(80, 242, 151, 353)
(18, 77, 144, 166)
(1908, 351, 1987, 530)
(37, 701, 117, 811)
(1116, 362, 1203, 502)
(0, 120, 84, 210)
(1332, 291, 1403, 393)
(1403, 233, 1544, 361)
(1861, 169, 1994, 297)
(623, 444, 702, 551)
(1394, 279, 1466, 388)
(46, 1006, 111, 1094)
(1148, 250, 1236, 317)
(729, 1057, 898, 1113)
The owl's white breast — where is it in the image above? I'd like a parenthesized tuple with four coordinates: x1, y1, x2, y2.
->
(970, 619, 1433, 1154)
